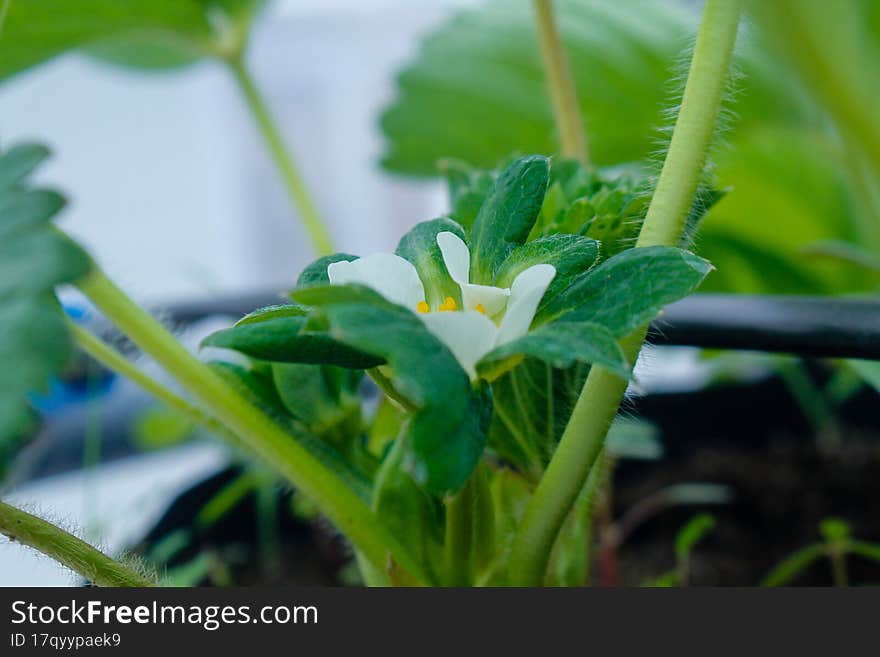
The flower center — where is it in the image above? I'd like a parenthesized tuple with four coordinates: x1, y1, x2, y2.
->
(416, 297, 469, 314)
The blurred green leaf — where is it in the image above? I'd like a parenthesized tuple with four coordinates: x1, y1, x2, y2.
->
(381, 0, 696, 175)
(0, 0, 264, 81)
(0, 143, 91, 476)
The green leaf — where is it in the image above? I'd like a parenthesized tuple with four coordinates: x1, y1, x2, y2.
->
(209, 361, 373, 501)
(469, 155, 550, 283)
(291, 286, 491, 495)
(487, 359, 589, 472)
(235, 303, 308, 326)
(538, 246, 712, 333)
(380, 0, 697, 175)
(480, 321, 629, 380)
(0, 0, 264, 81)
(0, 144, 50, 188)
(202, 315, 384, 369)
(477, 468, 533, 585)
(0, 143, 92, 476)
(494, 233, 599, 303)
(295, 253, 358, 289)
(372, 435, 444, 584)
(272, 362, 363, 446)
(395, 217, 465, 308)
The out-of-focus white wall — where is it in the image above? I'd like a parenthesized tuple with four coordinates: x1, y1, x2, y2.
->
(0, 0, 477, 303)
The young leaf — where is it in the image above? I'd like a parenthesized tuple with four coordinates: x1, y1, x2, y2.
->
(295, 253, 358, 289)
(395, 217, 465, 308)
(537, 245, 712, 333)
(469, 155, 550, 283)
(494, 233, 599, 303)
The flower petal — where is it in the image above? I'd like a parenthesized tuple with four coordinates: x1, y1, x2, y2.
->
(421, 310, 498, 379)
(496, 264, 556, 345)
(328, 253, 425, 310)
(460, 283, 510, 317)
(436, 231, 471, 285)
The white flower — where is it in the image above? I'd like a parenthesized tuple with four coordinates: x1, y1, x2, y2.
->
(327, 232, 556, 378)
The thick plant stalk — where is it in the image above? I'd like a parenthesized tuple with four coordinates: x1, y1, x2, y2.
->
(508, 0, 742, 586)
(532, 0, 589, 165)
(229, 59, 335, 256)
(75, 267, 427, 584)
(0, 501, 155, 587)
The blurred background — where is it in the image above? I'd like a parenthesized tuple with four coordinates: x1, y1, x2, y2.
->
(1, 0, 879, 585)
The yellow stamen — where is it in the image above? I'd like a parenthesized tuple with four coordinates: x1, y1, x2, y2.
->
(475, 303, 486, 315)
(416, 300, 430, 314)
(438, 296, 457, 312)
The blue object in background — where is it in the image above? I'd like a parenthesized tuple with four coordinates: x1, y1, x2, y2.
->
(27, 304, 116, 415)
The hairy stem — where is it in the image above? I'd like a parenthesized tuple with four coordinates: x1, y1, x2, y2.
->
(75, 267, 426, 583)
(69, 321, 237, 443)
(508, 0, 742, 586)
(532, 0, 589, 165)
(229, 59, 335, 256)
(0, 501, 155, 587)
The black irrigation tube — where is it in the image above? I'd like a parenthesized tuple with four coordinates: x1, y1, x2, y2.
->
(649, 294, 880, 360)
(161, 293, 880, 361)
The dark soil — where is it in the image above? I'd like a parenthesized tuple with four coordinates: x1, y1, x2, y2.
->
(611, 440, 880, 586)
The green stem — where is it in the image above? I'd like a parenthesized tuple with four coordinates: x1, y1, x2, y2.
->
(532, 0, 589, 165)
(368, 367, 418, 414)
(444, 474, 477, 586)
(228, 59, 335, 256)
(69, 321, 238, 444)
(75, 267, 427, 583)
(0, 501, 155, 587)
(508, 0, 742, 586)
